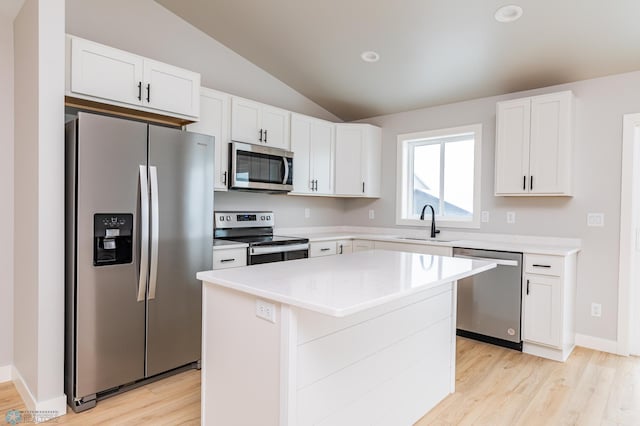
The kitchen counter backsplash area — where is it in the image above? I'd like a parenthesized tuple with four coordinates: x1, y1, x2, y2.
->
(274, 225, 581, 256)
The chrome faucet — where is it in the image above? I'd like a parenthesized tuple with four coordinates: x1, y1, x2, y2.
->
(419, 204, 440, 239)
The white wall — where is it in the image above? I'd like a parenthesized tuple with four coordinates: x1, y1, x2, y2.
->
(64, 0, 347, 225)
(13, 0, 66, 412)
(0, 10, 15, 375)
(345, 71, 640, 342)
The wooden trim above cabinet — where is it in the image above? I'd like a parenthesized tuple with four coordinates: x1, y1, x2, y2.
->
(65, 96, 195, 127)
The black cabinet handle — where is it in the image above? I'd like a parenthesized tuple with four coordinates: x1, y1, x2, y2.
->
(137, 82, 142, 101)
(320, 248, 331, 252)
(523, 176, 526, 191)
(526, 279, 530, 295)
(220, 258, 235, 263)
(532, 264, 551, 268)
(223, 171, 227, 185)
(264, 129, 268, 142)
(530, 175, 534, 191)
(259, 129, 263, 142)
(146, 84, 151, 102)
(338, 245, 343, 255)
(362, 182, 365, 193)
(314, 180, 318, 191)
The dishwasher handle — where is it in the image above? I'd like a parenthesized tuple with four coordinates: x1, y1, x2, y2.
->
(453, 254, 519, 267)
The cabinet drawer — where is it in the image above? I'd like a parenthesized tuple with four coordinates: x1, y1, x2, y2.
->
(213, 248, 247, 269)
(310, 241, 337, 257)
(524, 254, 563, 276)
(352, 239, 374, 252)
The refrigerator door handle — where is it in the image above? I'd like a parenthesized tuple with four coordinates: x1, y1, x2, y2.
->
(149, 165, 160, 300)
(137, 165, 149, 302)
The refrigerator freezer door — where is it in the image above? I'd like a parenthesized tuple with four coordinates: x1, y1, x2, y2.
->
(146, 125, 214, 376)
(74, 113, 147, 398)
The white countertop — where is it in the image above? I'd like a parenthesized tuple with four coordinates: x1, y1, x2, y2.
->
(197, 250, 496, 317)
(213, 239, 248, 250)
(288, 231, 580, 256)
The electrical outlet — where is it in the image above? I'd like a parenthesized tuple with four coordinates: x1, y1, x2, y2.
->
(506, 211, 516, 224)
(481, 211, 490, 223)
(369, 209, 375, 220)
(587, 213, 605, 227)
(591, 302, 602, 318)
(256, 299, 276, 323)
(304, 208, 310, 219)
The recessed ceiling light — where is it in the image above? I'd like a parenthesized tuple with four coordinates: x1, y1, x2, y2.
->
(360, 51, 380, 63)
(494, 5, 523, 23)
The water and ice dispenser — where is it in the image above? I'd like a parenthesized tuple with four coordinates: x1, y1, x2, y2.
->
(93, 214, 133, 266)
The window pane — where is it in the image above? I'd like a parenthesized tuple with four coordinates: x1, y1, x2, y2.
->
(411, 143, 441, 216)
(443, 139, 474, 217)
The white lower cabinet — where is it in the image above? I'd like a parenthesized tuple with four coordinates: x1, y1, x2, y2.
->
(212, 248, 247, 270)
(337, 240, 353, 255)
(521, 252, 577, 361)
(374, 241, 453, 257)
(352, 239, 375, 252)
(309, 241, 337, 257)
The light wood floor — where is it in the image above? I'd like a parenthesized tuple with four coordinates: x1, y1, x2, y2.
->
(1, 338, 639, 425)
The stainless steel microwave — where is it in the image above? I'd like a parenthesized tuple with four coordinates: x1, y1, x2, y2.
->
(229, 142, 294, 192)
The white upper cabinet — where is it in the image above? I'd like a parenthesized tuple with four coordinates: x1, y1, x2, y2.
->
(290, 113, 335, 195)
(68, 35, 200, 119)
(495, 91, 574, 196)
(335, 124, 381, 197)
(187, 87, 231, 191)
(231, 97, 290, 150)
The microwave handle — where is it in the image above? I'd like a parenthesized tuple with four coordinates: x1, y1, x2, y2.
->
(283, 157, 290, 184)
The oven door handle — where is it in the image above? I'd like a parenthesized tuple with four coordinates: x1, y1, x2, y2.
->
(282, 157, 290, 185)
(251, 243, 309, 255)
(453, 254, 518, 267)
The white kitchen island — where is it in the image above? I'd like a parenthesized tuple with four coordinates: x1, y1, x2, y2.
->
(197, 250, 496, 426)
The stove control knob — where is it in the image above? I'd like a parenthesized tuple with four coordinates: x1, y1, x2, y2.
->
(219, 216, 224, 221)
(261, 216, 265, 220)
(267, 215, 271, 220)
(226, 215, 231, 221)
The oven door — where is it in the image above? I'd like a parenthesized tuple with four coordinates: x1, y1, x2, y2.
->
(230, 142, 293, 192)
(248, 243, 309, 265)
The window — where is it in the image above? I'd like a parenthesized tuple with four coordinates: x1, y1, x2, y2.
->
(396, 124, 482, 228)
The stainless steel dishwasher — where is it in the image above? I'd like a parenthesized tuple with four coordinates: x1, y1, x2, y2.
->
(453, 247, 523, 351)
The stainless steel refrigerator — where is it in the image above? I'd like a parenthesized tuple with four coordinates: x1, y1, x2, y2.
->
(64, 112, 213, 412)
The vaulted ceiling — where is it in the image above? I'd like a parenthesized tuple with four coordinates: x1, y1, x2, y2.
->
(157, 0, 640, 121)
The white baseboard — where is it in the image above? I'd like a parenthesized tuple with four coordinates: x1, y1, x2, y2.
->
(11, 366, 67, 421)
(0, 365, 11, 383)
(575, 334, 621, 355)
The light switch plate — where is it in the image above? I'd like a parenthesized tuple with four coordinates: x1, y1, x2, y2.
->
(506, 211, 516, 224)
(587, 213, 604, 227)
(304, 208, 310, 219)
(256, 299, 276, 323)
(481, 211, 490, 223)
(369, 209, 375, 219)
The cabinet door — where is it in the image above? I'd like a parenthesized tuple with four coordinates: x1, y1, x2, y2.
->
(262, 106, 290, 150)
(361, 125, 381, 197)
(337, 240, 353, 254)
(529, 92, 573, 195)
(335, 125, 364, 196)
(187, 88, 230, 191)
(352, 239, 374, 252)
(290, 114, 313, 194)
(70, 37, 144, 107)
(143, 59, 200, 117)
(523, 274, 561, 348)
(311, 120, 335, 194)
(231, 98, 261, 144)
(495, 98, 531, 195)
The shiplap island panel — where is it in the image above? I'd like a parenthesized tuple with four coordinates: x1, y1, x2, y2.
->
(197, 251, 496, 425)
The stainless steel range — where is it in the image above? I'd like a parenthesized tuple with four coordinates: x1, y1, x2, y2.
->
(214, 211, 309, 264)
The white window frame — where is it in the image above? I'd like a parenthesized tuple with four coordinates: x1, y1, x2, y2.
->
(396, 123, 482, 229)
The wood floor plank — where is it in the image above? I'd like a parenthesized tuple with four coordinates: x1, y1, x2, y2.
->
(1, 339, 640, 425)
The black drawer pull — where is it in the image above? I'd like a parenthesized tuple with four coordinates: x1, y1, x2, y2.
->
(523, 176, 526, 190)
(220, 258, 236, 263)
(320, 248, 331, 252)
(526, 279, 530, 295)
(532, 264, 551, 268)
